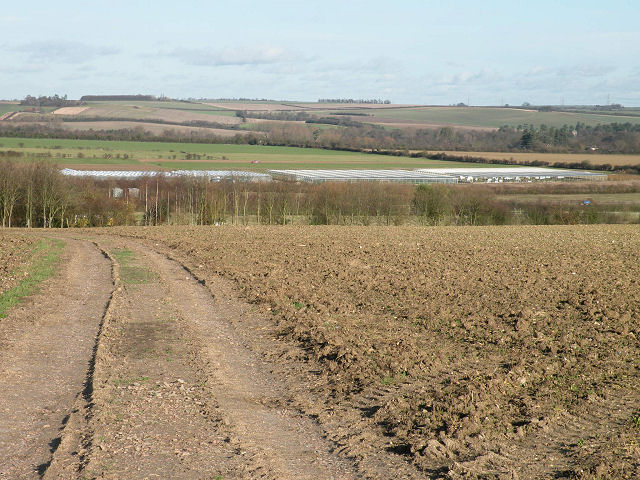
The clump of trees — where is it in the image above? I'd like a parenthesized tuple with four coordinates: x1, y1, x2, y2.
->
(79, 94, 158, 102)
(0, 160, 135, 228)
(318, 99, 391, 104)
(20, 95, 81, 108)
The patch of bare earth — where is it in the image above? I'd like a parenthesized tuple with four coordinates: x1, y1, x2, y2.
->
(365, 118, 498, 131)
(46, 236, 359, 479)
(0, 233, 38, 295)
(80, 106, 242, 125)
(52, 107, 89, 115)
(106, 225, 640, 479)
(55, 121, 247, 137)
(0, 238, 112, 479)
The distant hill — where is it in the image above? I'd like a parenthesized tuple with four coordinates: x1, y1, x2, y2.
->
(80, 95, 161, 102)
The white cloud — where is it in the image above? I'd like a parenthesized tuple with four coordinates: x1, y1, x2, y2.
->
(13, 40, 120, 64)
(169, 46, 295, 67)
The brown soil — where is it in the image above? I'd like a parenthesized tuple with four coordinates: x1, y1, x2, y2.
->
(0, 238, 112, 479)
(2, 225, 638, 479)
(55, 121, 246, 137)
(43, 235, 361, 479)
(0, 112, 17, 121)
(371, 121, 497, 131)
(81, 106, 242, 125)
(0, 233, 38, 295)
(107, 225, 640, 479)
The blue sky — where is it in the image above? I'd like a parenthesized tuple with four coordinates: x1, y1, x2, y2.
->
(1, 0, 639, 105)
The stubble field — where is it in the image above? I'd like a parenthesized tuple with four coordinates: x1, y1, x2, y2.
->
(109, 224, 640, 479)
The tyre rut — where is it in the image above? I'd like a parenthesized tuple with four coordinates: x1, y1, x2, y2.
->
(0, 238, 113, 479)
(132, 240, 360, 479)
(53, 236, 358, 479)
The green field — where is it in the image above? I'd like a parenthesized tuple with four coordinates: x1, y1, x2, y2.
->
(0, 103, 57, 115)
(0, 137, 513, 171)
(318, 106, 640, 128)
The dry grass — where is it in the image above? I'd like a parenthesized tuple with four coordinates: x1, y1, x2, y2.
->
(52, 107, 89, 115)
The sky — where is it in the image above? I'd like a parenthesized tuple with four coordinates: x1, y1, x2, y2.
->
(1, 0, 639, 105)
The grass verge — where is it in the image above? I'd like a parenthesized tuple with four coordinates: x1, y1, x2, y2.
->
(0, 238, 65, 318)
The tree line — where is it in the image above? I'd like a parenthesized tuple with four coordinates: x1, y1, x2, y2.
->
(79, 95, 159, 102)
(1, 160, 638, 229)
(20, 95, 81, 108)
(318, 99, 391, 104)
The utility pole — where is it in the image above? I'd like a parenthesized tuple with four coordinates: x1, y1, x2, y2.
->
(145, 183, 148, 226)
(155, 179, 159, 226)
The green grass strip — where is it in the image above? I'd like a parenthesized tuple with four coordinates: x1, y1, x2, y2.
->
(111, 248, 158, 284)
(0, 238, 65, 318)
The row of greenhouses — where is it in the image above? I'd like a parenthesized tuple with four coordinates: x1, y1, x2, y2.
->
(61, 167, 607, 184)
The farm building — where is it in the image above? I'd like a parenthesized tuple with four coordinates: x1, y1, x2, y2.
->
(60, 169, 272, 182)
(416, 167, 607, 183)
(268, 169, 458, 184)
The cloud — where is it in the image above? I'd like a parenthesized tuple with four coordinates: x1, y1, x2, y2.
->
(0, 15, 24, 23)
(13, 40, 120, 64)
(316, 56, 403, 74)
(168, 46, 295, 67)
(524, 65, 617, 79)
(431, 69, 502, 87)
(0, 64, 45, 74)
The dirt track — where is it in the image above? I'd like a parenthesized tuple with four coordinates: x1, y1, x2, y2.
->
(0, 239, 112, 479)
(1, 235, 364, 479)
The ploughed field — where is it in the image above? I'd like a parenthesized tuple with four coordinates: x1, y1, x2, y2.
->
(110, 225, 640, 478)
(0, 234, 38, 298)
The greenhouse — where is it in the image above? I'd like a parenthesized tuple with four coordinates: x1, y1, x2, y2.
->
(416, 167, 608, 183)
(60, 169, 271, 182)
(268, 169, 458, 184)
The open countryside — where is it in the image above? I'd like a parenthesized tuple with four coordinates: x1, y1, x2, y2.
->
(0, 137, 507, 170)
(2, 1, 640, 479)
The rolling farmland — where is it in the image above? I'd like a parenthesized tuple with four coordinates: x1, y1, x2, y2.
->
(356, 106, 640, 128)
(0, 137, 508, 170)
(105, 225, 640, 477)
(1, 224, 639, 478)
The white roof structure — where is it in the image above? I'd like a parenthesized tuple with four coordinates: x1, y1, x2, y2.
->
(416, 167, 607, 182)
(60, 169, 271, 181)
(268, 169, 458, 184)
